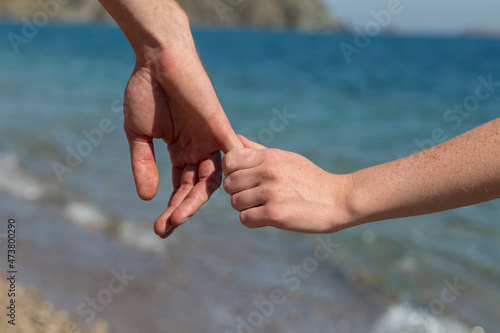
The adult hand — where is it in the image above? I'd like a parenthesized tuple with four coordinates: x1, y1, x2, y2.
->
(123, 21, 242, 239)
(223, 136, 352, 233)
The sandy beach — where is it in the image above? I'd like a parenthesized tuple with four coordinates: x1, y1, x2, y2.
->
(0, 272, 108, 333)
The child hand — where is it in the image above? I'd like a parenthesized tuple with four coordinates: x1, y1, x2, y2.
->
(222, 136, 352, 233)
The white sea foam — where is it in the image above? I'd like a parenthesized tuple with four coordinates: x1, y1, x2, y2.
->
(116, 219, 168, 254)
(64, 202, 168, 253)
(0, 153, 60, 201)
(64, 201, 109, 230)
(371, 303, 469, 333)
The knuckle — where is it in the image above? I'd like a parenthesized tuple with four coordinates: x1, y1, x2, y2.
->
(260, 166, 280, 181)
(240, 211, 255, 228)
(222, 152, 234, 173)
(265, 148, 282, 160)
(230, 194, 240, 210)
(263, 204, 284, 224)
(261, 185, 277, 199)
(222, 177, 231, 193)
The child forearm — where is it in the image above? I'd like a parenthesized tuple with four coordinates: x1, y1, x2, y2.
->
(346, 118, 500, 226)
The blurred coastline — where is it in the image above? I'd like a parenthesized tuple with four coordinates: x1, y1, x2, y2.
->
(0, 0, 341, 31)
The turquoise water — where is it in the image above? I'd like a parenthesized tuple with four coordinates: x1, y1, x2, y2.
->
(1, 23, 500, 332)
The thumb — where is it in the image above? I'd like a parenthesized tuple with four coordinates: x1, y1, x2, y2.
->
(220, 131, 244, 154)
(237, 135, 266, 149)
(222, 135, 266, 176)
(125, 130, 159, 201)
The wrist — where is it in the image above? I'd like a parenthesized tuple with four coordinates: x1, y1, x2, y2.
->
(342, 171, 368, 227)
(100, 0, 192, 63)
(134, 6, 192, 63)
(324, 172, 362, 232)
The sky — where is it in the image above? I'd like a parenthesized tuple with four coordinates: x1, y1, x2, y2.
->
(322, 0, 500, 35)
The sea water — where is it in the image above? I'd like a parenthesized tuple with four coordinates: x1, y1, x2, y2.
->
(0, 23, 499, 332)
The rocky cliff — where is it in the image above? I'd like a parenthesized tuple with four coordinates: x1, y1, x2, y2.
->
(179, 0, 337, 30)
(0, 0, 338, 31)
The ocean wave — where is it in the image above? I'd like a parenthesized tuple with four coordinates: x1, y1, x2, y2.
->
(64, 201, 168, 254)
(0, 152, 63, 201)
(64, 201, 110, 230)
(0, 150, 168, 254)
(115, 219, 169, 254)
(372, 303, 470, 333)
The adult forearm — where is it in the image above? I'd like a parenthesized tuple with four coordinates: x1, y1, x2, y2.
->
(347, 118, 500, 225)
(98, 0, 190, 59)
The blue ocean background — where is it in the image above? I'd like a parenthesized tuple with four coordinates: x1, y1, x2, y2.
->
(0, 23, 499, 333)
